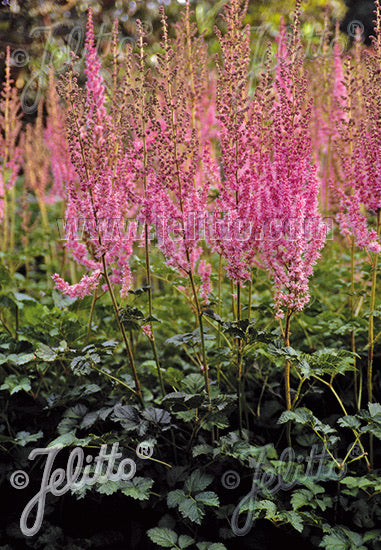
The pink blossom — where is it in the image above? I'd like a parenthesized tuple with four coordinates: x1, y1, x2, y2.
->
(52, 270, 102, 299)
(142, 325, 153, 340)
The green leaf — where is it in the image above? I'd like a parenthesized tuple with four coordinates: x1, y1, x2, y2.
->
(13, 292, 37, 305)
(178, 535, 195, 549)
(97, 480, 119, 495)
(341, 477, 374, 489)
(8, 353, 35, 366)
(368, 402, 381, 417)
(281, 510, 304, 533)
(162, 392, 204, 410)
(120, 477, 153, 501)
(0, 375, 31, 394)
(278, 408, 312, 425)
(195, 491, 219, 507)
(363, 530, 381, 543)
(298, 357, 312, 378)
(196, 544, 227, 550)
(291, 489, 313, 511)
(253, 500, 277, 519)
(192, 444, 213, 457)
(14, 430, 43, 447)
(168, 489, 187, 508)
(337, 416, 361, 430)
(48, 431, 77, 448)
(147, 528, 178, 548)
(178, 497, 204, 524)
(182, 373, 205, 394)
(52, 290, 77, 309)
(184, 469, 213, 492)
(35, 343, 57, 362)
(142, 407, 171, 425)
(319, 532, 348, 550)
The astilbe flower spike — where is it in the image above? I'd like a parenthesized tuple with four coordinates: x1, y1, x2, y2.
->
(213, 0, 260, 285)
(332, 51, 381, 255)
(258, 2, 326, 320)
(44, 69, 76, 203)
(54, 10, 137, 297)
(256, 2, 327, 412)
(0, 46, 23, 256)
(145, 4, 212, 397)
(24, 103, 53, 225)
(353, 0, 381, 412)
(52, 10, 143, 403)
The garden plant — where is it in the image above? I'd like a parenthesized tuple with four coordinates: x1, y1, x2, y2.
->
(1, 0, 381, 548)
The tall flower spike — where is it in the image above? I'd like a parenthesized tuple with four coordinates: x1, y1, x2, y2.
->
(146, 4, 212, 397)
(54, 9, 143, 403)
(53, 9, 137, 297)
(0, 46, 23, 256)
(258, 2, 326, 318)
(213, 0, 260, 284)
(84, 7, 108, 126)
(45, 68, 76, 202)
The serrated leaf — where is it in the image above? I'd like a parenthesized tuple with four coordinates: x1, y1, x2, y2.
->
(319, 532, 348, 550)
(178, 497, 204, 524)
(168, 489, 187, 508)
(184, 469, 213, 493)
(178, 534, 195, 549)
(278, 408, 312, 425)
(368, 403, 381, 417)
(48, 431, 77, 448)
(121, 476, 153, 501)
(8, 353, 35, 366)
(281, 510, 304, 533)
(337, 416, 361, 430)
(147, 528, 178, 548)
(97, 480, 119, 495)
(182, 374, 205, 394)
(35, 343, 57, 362)
(192, 444, 213, 457)
(142, 407, 171, 425)
(197, 544, 227, 550)
(0, 375, 31, 394)
(195, 491, 219, 507)
(291, 489, 313, 511)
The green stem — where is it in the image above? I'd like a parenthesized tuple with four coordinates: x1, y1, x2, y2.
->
(247, 274, 252, 320)
(350, 237, 359, 410)
(367, 208, 380, 467)
(86, 287, 98, 343)
(91, 364, 136, 396)
(367, 209, 381, 406)
(188, 260, 210, 401)
(284, 309, 293, 446)
(237, 282, 244, 436)
(101, 255, 144, 406)
(217, 254, 222, 389)
(137, 29, 165, 398)
(284, 309, 293, 411)
(145, 223, 165, 397)
(313, 374, 371, 470)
